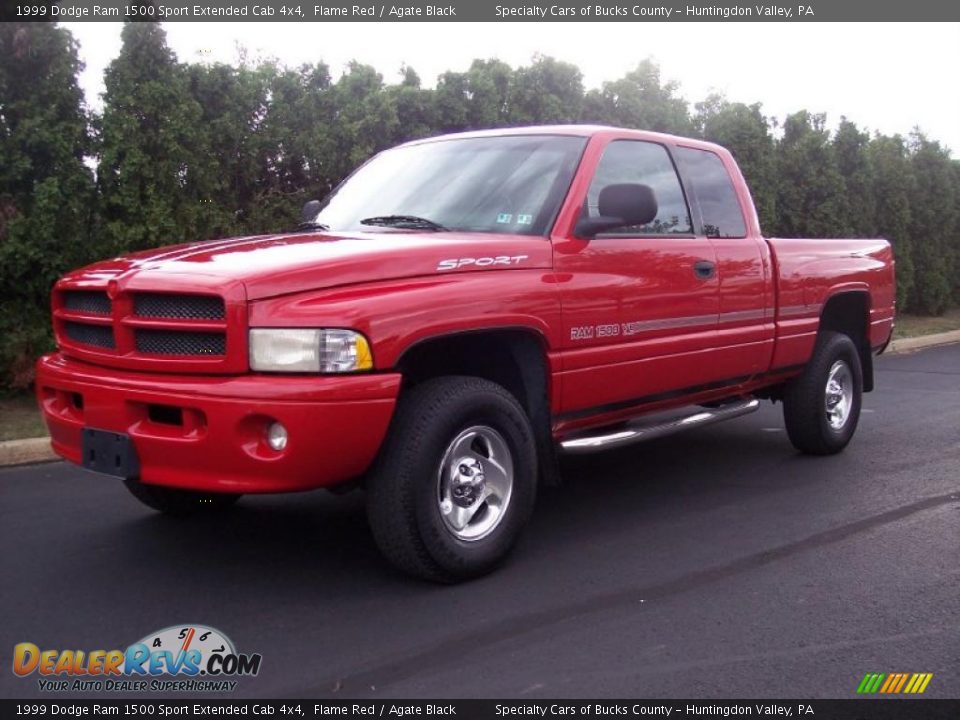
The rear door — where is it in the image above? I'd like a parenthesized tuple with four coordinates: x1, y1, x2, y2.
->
(674, 144, 775, 380)
(552, 137, 722, 418)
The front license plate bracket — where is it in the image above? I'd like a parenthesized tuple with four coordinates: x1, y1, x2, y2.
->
(81, 428, 140, 479)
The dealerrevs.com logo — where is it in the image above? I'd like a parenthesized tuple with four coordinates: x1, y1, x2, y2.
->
(13, 624, 262, 693)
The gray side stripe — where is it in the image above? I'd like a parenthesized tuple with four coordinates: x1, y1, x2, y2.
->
(621, 314, 716, 335)
(573, 304, 820, 343)
(717, 308, 767, 324)
(778, 304, 820, 318)
(620, 308, 768, 336)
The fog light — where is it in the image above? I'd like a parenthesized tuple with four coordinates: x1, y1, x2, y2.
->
(266, 422, 288, 451)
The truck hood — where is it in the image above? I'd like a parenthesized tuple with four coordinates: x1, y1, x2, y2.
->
(59, 230, 552, 300)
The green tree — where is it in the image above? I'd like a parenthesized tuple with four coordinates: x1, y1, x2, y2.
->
(775, 111, 850, 238)
(433, 69, 470, 133)
(325, 62, 400, 178)
(867, 134, 915, 309)
(97, 21, 204, 252)
(0, 23, 94, 389)
(581, 59, 693, 134)
(186, 61, 272, 240)
(433, 59, 513, 132)
(463, 59, 513, 128)
(510, 55, 583, 125)
(387, 66, 436, 143)
(242, 61, 336, 232)
(906, 131, 957, 314)
(833, 118, 876, 237)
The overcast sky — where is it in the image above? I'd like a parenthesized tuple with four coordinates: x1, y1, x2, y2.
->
(62, 22, 960, 155)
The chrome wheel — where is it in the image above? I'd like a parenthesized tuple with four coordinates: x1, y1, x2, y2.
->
(825, 360, 853, 430)
(437, 425, 514, 542)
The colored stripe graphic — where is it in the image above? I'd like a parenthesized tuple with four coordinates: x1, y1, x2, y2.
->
(893, 673, 909, 693)
(857, 672, 933, 694)
(857, 673, 885, 694)
(906, 673, 934, 694)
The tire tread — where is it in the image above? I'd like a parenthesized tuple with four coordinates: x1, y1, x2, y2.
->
(365, 376, 535, 582)
(783, 331, 863, 455)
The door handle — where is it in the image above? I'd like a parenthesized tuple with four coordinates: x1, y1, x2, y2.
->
(693, 260, 716, 280)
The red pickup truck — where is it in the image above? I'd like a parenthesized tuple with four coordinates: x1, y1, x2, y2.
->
(37, 126, 895, 581)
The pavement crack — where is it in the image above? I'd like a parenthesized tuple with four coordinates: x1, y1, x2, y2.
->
(304, 491, 959, 695)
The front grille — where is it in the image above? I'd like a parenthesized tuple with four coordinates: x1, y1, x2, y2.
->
(134, 293, 225, 320)
(57, 286, 235, 366)
(65, 322, 115, 349)
(63, 291, 111, 315)
(135, 329, 225, 356)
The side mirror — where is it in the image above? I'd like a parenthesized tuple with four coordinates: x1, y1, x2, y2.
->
(575, 183, 658, 237)
(301, 199, 322, 223)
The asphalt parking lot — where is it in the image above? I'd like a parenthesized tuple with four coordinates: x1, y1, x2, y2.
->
(1, 343, 958, 700)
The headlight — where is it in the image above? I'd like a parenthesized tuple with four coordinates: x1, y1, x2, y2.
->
(249, 329, 373, 373)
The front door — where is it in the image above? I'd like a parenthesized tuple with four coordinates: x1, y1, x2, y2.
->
(552, 137, 722, 419)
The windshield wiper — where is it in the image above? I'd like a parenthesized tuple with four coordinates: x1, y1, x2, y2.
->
(360, 215, 448, 231)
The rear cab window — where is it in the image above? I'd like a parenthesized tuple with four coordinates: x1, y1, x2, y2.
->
(675, 146, 747, 238)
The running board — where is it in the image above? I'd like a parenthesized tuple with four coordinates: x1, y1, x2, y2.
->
(559, 399, 760, 454)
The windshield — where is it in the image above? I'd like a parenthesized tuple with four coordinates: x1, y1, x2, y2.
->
(310, 135, 586, 236)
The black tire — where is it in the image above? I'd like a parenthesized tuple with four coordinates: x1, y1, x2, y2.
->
(365, 376, 537, 583)
(123, 478, 240, 516)
(783, 331, 863, 455)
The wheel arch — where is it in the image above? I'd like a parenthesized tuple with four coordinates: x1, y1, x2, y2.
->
(394, 327, 560, 486)
(819, 290, 874, 392)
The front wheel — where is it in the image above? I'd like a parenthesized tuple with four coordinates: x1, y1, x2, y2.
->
(365, 376, 537, 583)
(783, 331, 863, 455)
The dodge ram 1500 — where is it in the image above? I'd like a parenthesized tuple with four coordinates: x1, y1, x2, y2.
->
(37, 126, 895, 581)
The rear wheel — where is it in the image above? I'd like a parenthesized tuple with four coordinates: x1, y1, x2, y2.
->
(123, 478, 240, 516)
(783, 331, 863, 455)
(365, 376, 537, 583)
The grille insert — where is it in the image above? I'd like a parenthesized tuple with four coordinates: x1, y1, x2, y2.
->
(63, 291, 111, 315)
(134, 293, 225, 320)
(135, 329, 225, 356)
(65, 322, 115, 349)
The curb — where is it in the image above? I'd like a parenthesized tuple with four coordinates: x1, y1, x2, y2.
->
(0, 437, 57, 468)
(888, 329, 960, 355)
(1, 328, 958, 468)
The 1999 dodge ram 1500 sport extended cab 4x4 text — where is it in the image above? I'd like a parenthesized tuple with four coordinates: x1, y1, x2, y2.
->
(37, 126, 895, 581)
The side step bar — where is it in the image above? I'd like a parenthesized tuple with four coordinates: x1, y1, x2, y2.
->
(559, 399, 760, 454)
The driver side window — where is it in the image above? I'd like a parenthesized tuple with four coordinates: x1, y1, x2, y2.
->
(586, 140, 692, 236)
